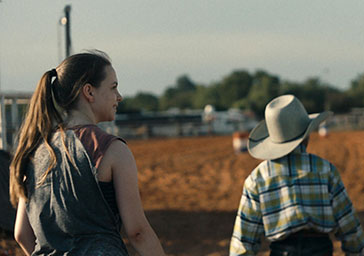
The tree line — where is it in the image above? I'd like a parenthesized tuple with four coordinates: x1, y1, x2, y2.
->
(117, 69, 364, 118)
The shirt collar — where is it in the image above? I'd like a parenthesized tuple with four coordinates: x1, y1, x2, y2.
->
(291, 143, 307, 154)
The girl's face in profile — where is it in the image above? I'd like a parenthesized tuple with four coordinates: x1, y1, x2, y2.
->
(91, 65, 122, 123)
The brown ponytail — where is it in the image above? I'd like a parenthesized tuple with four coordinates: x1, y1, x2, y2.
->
(10, 70, 60, 207)
(9, 50, 111, 207)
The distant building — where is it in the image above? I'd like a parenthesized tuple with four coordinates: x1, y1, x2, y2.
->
(108, 108, 258, 139)
(0, 92, 32, 150)
(112, 110, 203, 138)
(203, 108, 257, 135)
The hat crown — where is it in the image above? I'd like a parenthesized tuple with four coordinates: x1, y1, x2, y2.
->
(265, 95, 310, 143)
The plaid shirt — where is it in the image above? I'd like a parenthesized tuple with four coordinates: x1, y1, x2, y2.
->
(230, 144, 364, 255)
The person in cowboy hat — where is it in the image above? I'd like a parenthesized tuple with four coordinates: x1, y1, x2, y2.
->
(229, 95, 364, 256)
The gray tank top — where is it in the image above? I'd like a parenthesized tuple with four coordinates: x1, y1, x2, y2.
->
(25, 126, 128, 255)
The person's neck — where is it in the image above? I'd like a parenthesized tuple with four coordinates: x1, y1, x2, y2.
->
(65, 109, 97, 128)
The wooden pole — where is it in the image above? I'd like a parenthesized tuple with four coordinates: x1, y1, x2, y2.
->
(64, 5, 72, 57)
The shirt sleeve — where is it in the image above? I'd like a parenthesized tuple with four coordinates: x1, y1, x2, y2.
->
(229, 174, 264, 256)
(329, 164, 364, 254)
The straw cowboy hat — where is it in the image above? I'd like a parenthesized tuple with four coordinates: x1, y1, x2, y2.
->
(247, 94, 331, 160)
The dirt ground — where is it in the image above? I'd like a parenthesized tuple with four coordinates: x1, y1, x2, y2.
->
(1, 131, 364, 255)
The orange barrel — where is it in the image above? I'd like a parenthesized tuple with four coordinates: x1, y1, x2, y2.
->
(232, 131, 249, 153)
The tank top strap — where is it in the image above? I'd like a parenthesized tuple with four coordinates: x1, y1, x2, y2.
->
(70, 124, 126, 169)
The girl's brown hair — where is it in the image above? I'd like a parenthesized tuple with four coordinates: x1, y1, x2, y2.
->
(9, 50, 111, 207)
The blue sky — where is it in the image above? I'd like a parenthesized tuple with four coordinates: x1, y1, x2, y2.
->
(1, 0, 363, 96)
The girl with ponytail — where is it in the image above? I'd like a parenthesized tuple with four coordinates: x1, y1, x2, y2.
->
(10, 50, 165, 256)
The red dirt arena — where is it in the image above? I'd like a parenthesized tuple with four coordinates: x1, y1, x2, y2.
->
(1, 131, 364, 255)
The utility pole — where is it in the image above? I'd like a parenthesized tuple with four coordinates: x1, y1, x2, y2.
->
(64, 5, 72, 57)
(0, 0, 4, 149)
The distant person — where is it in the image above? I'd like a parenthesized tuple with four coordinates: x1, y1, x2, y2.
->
(229, 95, 364, 255)
(0, 150, 16, 232)
(9, 50, 166, 256)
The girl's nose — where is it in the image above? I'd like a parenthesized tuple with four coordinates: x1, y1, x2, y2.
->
(117, 91, 123, 102)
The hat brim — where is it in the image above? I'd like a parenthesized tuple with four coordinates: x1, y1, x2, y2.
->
(247, 111, 331, 160)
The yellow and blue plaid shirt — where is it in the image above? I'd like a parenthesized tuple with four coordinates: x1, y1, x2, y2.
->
(230, 144, 364, 255)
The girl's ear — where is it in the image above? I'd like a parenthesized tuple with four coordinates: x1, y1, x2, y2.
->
(82, 83, 95, 103)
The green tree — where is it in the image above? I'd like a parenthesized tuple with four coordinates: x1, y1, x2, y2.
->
(217, 70, 253, 109)
(192, 84, 223, 110)
(117, 69, 358, 116)
(280, 78, 351, 114)
(159, 87, 178, 110)
(280, 78, 326, 113)
(132, 92, 159, 111)
(246, 70, 280, 117)
(116, 96, 139, 113)
(348, 73, 364, 107)
(176, 75, 196, 91)
(325, 90, 352, 113)
(300, 78, 327, 113)
(159, 75, 197, 110)
(279, 81, 305, 99)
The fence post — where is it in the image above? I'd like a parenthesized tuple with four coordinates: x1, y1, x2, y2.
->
(0, 94, 7, 150)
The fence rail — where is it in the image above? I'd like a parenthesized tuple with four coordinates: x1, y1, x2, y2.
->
(1, 92, 364, 151)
